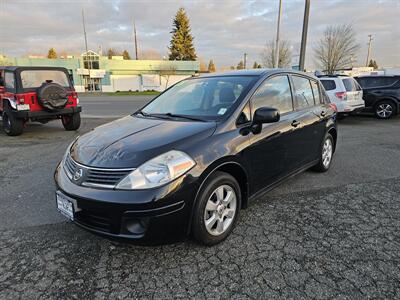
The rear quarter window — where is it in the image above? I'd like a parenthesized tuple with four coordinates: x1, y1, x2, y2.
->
(342, 78, 355, 91)
(4, 72, 15, 91)
(320, 79, 336, 91)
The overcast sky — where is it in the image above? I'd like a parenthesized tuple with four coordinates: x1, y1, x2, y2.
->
(1, 0, 399, 70)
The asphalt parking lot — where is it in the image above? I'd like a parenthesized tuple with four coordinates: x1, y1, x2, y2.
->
(0, 96, 400, 299)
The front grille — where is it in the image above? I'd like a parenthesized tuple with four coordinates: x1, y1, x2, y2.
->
(63, 154, 134, 189)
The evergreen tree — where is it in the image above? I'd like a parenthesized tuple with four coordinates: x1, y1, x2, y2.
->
(237, 60, 245, 70)
(253, 61, 262, 68)
(168, 8, 197, 61)
(107, 48, 117, 59)
(208, 59, 216, 72)
(47, 48, 57, 59)
(122, 50, 131, 60)
(368, 59, 378, 70)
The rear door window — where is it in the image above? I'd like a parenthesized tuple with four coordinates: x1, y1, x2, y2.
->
(320, 79, 336, 91)
(310, 80, 322, 104)
(291, 75, 315, 109)
(4, 72, 15, 91)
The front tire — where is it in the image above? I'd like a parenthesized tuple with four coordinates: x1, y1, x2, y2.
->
(192, 171, 241, 245)
(61, 112, 81, 131)
(374, 100, 396, 119)
(312, 133, 334, 172)
(2, 104, 24, 136)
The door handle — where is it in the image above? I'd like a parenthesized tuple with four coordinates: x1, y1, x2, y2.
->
(320, 110, 327, 117)
(291, 120, 300, 127)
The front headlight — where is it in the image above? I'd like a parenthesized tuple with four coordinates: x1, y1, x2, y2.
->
(115, 150, 196, 190)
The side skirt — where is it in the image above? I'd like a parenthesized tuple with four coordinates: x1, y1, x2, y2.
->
(248, 159, 319, 203)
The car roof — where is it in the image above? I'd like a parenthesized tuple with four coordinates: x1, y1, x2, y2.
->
(354, 75, 400, 78)
(318, 75, 351, 79)
(198, 68, 319, 80)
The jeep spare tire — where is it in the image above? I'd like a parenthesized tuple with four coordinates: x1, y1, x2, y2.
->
(37, 82, 68, 110)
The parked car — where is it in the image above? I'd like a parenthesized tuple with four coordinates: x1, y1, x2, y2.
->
(55, 69, 337, 245)
(354, 75, 400, 119)
(0, 66, 81, 136)
(318, 75, 364, 118)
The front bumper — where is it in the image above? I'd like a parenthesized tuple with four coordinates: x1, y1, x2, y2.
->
(54, 163, 199, 241)
(13, 106, 82, 119)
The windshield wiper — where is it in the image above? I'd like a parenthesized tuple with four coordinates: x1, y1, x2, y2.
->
(135, 111, 205, 122)
(162, 113, 205, 122)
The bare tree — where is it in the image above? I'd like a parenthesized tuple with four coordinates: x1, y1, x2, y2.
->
(160, 65, 178, 90)
(262, 40, 292, 68)
(314, 24, 360, 74)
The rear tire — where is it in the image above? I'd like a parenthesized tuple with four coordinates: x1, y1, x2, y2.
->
(374, 100, 396, 119)
(61, 112, 81, 131)
(2, 103, 24, 136)
(192, 171, 241, 245)
(312, 133, 334, 172)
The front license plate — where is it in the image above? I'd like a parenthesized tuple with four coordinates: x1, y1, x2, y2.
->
(56, 193, 74, 220)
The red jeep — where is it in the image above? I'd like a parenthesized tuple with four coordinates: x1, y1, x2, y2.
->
(0, 66, 81, 136)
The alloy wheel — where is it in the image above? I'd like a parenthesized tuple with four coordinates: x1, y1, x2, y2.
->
(322, 138, 333, 168)
(204, 184, 237, 236)
(376, 103, 393, 118)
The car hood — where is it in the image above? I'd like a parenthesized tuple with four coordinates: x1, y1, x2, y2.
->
(70, 115, 216, 168)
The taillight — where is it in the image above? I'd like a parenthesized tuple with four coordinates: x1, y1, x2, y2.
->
(17, 95, 25, 104)
(335, 91, 347, 100)
(68, 91, 79, 104)
(329, 103, 338, 112)
(68, 91, 77, 99)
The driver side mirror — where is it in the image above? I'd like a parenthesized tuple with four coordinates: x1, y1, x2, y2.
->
(0, 86, 4, 93)
(253, 107, 280, 124)
(251, 107, 280, 134)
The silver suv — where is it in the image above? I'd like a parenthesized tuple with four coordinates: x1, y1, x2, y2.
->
(319, 75, 364, 117)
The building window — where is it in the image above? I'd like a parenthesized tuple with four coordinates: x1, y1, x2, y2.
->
(82, 51, 100, 69)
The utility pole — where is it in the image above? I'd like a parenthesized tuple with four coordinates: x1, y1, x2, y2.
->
(274, 0, 283, 68)
(133, 19, 139, 60)
(365, 34, 373, 67)
(82, 9, 92, 91)
(299, 0, 310, 71)
(244, 53, 248, 69)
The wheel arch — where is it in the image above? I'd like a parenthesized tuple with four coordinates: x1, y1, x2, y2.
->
(2, 97, 17, 110)
(187, 159, 249, 235)
(327, 127, 337, 152)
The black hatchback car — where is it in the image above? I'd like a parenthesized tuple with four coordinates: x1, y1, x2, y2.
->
(55, 69, 337, 245)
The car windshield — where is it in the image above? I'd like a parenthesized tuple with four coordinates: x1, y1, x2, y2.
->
(140, 76, 256, 121)
(20, 70, 70, 88)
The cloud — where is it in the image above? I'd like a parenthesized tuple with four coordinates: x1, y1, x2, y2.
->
(0, 0, 399, 69)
